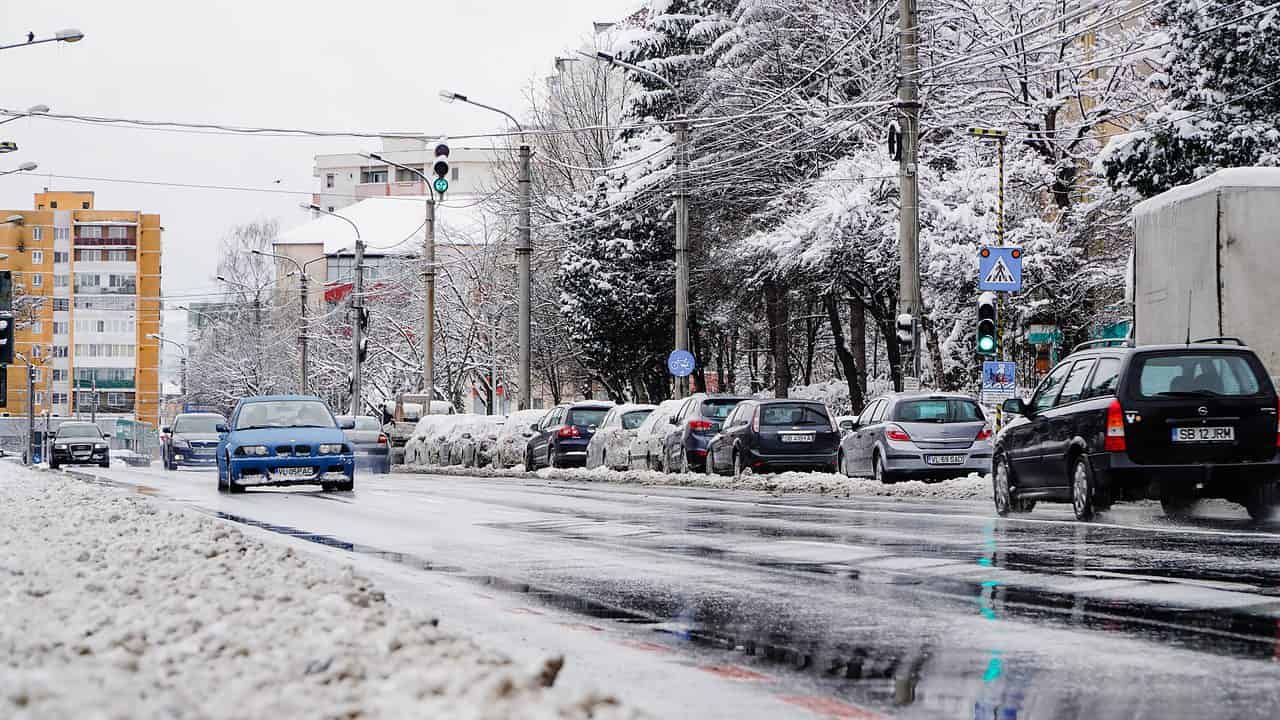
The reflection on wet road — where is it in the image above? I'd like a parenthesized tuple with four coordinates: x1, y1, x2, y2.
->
(85, 465, 1280, 719)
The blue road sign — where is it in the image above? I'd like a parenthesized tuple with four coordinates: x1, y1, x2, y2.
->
(978, 246, 1023, 292)
(981, 361, 1017, 403)
(667, 349, 695, 378)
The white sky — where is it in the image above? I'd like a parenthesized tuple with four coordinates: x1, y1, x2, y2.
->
(0, 0, 637, 379)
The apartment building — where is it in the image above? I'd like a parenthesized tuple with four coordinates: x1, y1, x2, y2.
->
(312, 137, 504, 213)
(0, 191, 161, 426)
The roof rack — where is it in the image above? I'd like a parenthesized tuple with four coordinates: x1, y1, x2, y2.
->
(1192, 336, 1247, 346)
(1070, 338, 1134, 354)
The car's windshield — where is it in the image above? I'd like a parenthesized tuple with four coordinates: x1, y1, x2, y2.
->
(1135, 353, 1265, 399)
(621, 410, 652, 430)
(893, 399, 984, 423)
(354, 417, 381, 431)
(759, 404, 830, 427)
(235, 401, 335, 430)
(56, 424, 101, 439)
(566, 408, 608, 427)
(173, 416, 223, 434)
(701, 400, 742, 419)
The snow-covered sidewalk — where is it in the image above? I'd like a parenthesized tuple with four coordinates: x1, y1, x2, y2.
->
(0, 465, 635, 719)
(399, 462, 991, 501)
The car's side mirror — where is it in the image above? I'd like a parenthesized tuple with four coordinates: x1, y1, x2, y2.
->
(1001, 398, 1030, 417)
(161, 426, 170, 434)
(530, 423, 540, 431)
(339, 418, 356, 430)
(215, 423, 229, 434)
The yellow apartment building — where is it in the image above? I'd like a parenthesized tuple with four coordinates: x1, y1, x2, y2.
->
(0, 191, 161, 427)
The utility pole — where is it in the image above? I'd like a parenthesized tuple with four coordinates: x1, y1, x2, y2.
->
(351, 233, 366, 417)
(423, 196, 436, 415)
(25, 363, 34, 465)
(179, 356, 188, 411)
(896, 0, 923, 382)
(298, 273, 309, 394)
(674, 116, 691, 399)
(517, 143, 532, 410)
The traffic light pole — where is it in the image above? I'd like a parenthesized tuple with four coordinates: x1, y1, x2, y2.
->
(351, 234, 366, 417)
(517, 144, 532, 411)
(25, 363, 34, 466)
(674, 117, 691, 399)
(423, 196, 436, 415)
(896, 0, 923, 385)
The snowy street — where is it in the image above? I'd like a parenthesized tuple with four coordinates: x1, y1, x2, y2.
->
(32, 461, 1280, 719)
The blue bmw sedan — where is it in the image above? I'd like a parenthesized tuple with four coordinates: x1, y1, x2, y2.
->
(215, 395, 356, 493)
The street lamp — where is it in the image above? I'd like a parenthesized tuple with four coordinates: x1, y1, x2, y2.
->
(0, 104, 51, 126)
(300, 203, 366, 415)
(582, 51, 692, 398)
(0, 161, 37, 176)
(147, 333, 188, 406)
(439, 91, 533, 410)
(0, 30, 84, 52)
(0, 142, 17, 154)
(250, 248, 327, 394)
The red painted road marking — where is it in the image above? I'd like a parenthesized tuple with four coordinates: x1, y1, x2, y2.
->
(699, 664, 769, 682)
(778, 695, 887, 719)
(557, 622, 606, 633)
(617, 640, 674, 654)
(473, 592, 494, 600)
(506, 607, 545, 616)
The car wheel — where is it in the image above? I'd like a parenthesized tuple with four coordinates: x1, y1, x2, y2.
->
(733, 451, 745, 480)
(1070, 455, 1100, 521)
(524, 448, 535, 471)
(217, 462, 228, 493)
(872, 453, 892, 484)
(993, 454, 1014, 516)
(837, 450, 847, 477)
(1245, 481, 1278, 521)
(99, 458, 110, 468)
(50, 459, 60, 470)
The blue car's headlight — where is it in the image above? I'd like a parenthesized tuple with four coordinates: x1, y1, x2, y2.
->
(318, 443, 348, 455)
(235, 445, 269, 457)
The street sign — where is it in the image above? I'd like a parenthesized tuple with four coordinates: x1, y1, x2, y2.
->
(902, 376, 921, 393)
(978, 246, 1022, 292)
(666, 349, 695, 378)
(981, 361, 1017, 404)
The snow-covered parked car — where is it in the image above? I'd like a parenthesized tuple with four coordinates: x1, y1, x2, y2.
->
(586, 403, 656, 470)
(628, 399, 684, 470)
(454, 416, 505, 467)
(493, 409, 548, 468)
(438, 416, 503, 466)
(404, 414, 469, 467)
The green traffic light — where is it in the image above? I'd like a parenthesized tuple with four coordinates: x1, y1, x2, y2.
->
(433, 178, 449, 194)
(977, 335, 996, 353)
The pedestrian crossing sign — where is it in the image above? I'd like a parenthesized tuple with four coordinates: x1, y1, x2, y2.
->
(978, 246, 1022, 292)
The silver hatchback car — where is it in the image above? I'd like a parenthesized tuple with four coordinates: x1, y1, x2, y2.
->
(838, 393, 992, 482)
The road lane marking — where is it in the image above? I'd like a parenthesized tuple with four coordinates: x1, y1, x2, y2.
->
(700, 665, 770, 682)
(777, 695, 886, 719)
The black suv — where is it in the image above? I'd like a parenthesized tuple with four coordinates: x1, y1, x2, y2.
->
(994, 339, 1280, 521)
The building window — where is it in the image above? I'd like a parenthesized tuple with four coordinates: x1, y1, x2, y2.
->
(53, 299, 69, 311)
(30, 274, 41, 287)
(32, 227, 42, 241)
(32, 250, 43, 264)
(78, 249, 102, 262)
(107, 392, 125, 406)
(360, 167, 388, 183)
(80, 226, 102, 239)
(108, 226, 128, 239)
(53, 346, 67, 358)
(50, 201, 57, 209)
(52, 392, 67, 405)
(451, 167, 459, 181)
(34, 392, 44, 406)
(52, 369, 67, 382)
(54, 227, 69, 241)
(325, 173, 335, 189)
(53, 251, 68, 264)
(81, 202, 90, 209)
(30, 321, 42, 333)
(108, 250, 129, 262)
(54, 275, 69, 288)
(53, 322, 68, 335)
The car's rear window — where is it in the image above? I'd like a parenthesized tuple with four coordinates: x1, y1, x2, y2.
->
(173, 416, 222, 433)
(700, 400, 742, 419)
(893, 399, 984, 423)
(354, 417, 381, 431)
(621, 410, 652, 430)
(759, 404, 830, 426)
(567, 408, 608, 427)
(1133, 352, 1266, 399)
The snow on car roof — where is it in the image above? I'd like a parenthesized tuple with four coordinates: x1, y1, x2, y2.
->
(611, 403, 657, 415)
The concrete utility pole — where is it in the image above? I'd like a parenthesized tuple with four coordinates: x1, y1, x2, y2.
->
(674, 117, 691, 399)
(896, 0, 923, 380)
(424, 196, 436, 415)
(517, 143, 532, 410)
(25, 363, 35, 465)
(351, 231, 366, 416)
(298, 273, 309, 394)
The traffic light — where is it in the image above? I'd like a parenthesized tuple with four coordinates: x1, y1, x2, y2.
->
(977, 292, 998, 356)
(358, 306, 370, 332)
(0, 312, 13, 365)
(357, 337, 369, 364)
(432, 143, 450, 195)
(896, 313, 915, 355)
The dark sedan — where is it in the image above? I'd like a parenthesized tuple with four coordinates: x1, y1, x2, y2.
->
(706, 399, 839, 477)
(49, 422, 111, 470)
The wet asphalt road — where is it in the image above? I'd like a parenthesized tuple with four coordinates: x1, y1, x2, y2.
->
(79, 464, 1280, 719)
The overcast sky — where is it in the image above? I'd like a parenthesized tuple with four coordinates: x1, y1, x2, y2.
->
(0, 0, 637, 379)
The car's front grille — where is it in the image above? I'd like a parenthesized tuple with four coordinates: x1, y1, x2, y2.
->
(190, 441, 217, 449)
(274, 444, 313, 457)
(70, 444, 92, 453)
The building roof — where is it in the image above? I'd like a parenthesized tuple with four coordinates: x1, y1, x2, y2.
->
(274, 196, 505, 256)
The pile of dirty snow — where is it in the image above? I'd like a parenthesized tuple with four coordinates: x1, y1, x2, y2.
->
(400, 461, 990, 501)
(0, 467, 636, 719)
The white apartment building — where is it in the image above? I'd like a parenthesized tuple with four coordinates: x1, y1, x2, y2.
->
(312, 137, 505, 213)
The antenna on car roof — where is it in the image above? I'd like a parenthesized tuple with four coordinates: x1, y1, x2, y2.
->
(1184, 288, 1193, 346)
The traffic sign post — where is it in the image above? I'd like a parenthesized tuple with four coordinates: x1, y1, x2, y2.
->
(978, 246, 1022, 292)
(667, 349, 695, 378)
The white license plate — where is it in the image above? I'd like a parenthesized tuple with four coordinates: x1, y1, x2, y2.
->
(274, 467, 315, 478)
(1171, 426, 1234, 443)
(780, 433, 814, 443)
(926, 455, 966, 465)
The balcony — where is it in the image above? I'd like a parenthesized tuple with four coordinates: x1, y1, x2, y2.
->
(74, 379, 135, 390)
(74, 283, 136, 296)
(355, 180, 427, 200)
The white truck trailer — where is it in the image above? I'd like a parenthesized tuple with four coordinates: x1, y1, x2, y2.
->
(1133, 167, 1280, 378)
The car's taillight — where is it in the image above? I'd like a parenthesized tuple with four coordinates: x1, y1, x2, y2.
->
(751, 410, 759, 433)
(975, 425, 992, 441)
(689, 419, 713, 432)
(557, 426, 580, 438)
(377, 434, 388, 445)
(1105, 399, 1126, 452)
(885, 424, 911, 442)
